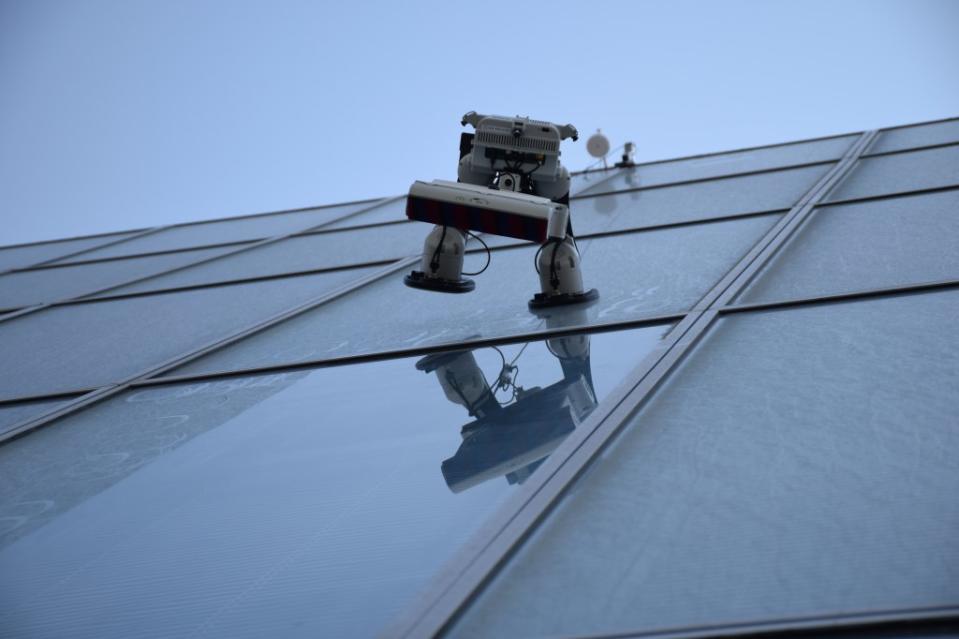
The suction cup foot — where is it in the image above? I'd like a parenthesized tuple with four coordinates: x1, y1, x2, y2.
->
(404, 270, 475, 294)
(528, 288, 599, 311)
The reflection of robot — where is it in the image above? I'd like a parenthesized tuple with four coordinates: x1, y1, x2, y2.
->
(404, 111, 598, 310)
(416, 311, 597, 493)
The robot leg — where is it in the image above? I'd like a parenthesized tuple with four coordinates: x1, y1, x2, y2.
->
(404, 225, 475, 293)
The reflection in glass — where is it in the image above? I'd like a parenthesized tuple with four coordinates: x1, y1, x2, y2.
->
(420, 310, 598, 493)
(0, 323, 669, 638)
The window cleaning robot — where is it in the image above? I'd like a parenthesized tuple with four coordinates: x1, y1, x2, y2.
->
(404, 111, 599, 310)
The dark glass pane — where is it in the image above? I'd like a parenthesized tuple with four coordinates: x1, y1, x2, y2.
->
(0, 245, 240, 309)
(578, 136, 853, 197)
(572, 163, 829, 235)
(827, 145, 959, 202)
(451, 290, 959, 638)
(0, 397, 72, 436)
(0, 232, 136, 272)
(323, 197, 407, 229)
(52, 202, 375, 262)
(168, 214, 780, 377)
(99, 223, 436, 297)
(0, 324, 669, 638)
(0, 266, 378, 400)
(870, 120, 959, 154)
(740, 189, 959, 304)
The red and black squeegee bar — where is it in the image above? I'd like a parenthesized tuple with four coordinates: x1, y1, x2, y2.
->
(406, 195, 547, 243)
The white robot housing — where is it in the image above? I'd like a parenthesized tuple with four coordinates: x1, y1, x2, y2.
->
(404, 111, 598, 310)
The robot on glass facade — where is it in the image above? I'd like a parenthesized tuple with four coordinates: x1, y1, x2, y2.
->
(404, 111, 598, 310)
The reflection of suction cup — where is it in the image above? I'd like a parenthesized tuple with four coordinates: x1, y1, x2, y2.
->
(528, 288, 599, 311)
(404, 270, 475, 293)
(414, 342, 481, 373)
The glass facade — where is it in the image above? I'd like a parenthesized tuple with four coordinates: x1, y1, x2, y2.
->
(1, 118, 957, 639)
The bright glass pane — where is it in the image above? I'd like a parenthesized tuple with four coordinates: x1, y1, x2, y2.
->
(452, 290, 959, 638)
(100, 224, 430, 297)
(0, 245, 239, 309)
(570, 169, 622, 195)
(323, 197, 407, 229)
(579, 136, 854, 197)
(827, 145, 959, 202)
(0, 324, 669, 638)
(0, 232, 135, 272)
(0, 266, 377, 400)
(0, 397, 72, 436)
(52, 202, 375, 262)
(870, 120, 959, 154)
(168, 214, 779, 377)
(741, 189, 959, 303)
(572, 163, 829, 235)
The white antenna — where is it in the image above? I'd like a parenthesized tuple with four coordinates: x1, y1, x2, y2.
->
(586, 130, 611, 161)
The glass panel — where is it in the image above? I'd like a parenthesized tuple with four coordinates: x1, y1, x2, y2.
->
(52, 202, 376, 263)
(572, 163, 829, 236)
(570, 169, 622, 195)
(579, 136, 854, 197)
(0, 245, 240, 309)
(169, 214, 780, 377)
(451, 289, 959, 638)
(740, 189, 959, 304)
(0, 266, 378, 400)
(827, 145, 959, 202)
(0, 324, 669, 638)
(0, 232, 136, 273)
(98, 223, 432, 297)
(869, 119, 959, 154)
(0, 397, 72, 436)
(323, 197, 407, 229)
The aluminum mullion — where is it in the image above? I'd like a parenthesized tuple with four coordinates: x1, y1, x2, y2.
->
(859, 138, 959, 159)
(0, 225, 163, 277)
(136, 311, 687, 387)
(389, 130, 878, 639)
(572, 606, 959, 639)
(5, 269, 946, 409)
(0, 196, 397, 324)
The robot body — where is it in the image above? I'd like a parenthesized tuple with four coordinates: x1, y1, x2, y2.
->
(405, 111, 598, 309)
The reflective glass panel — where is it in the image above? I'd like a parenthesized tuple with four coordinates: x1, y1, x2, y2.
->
(451, 289, 959, 638)
(0, 266, 377, 400)
(52, 202, 375, 262)
(578, 136, 854, 197)
(0, 232, 136, 272)
(0, 245, 239, 309)
(0, 397, 72, 436)
(98, 224, 432, 297)
(827, 144, 959, 202)
(323, 197, 407, 229)
(0, 324, 669, 638)
(169, 214, 780, 377)
(869, 119, 959, 154)
(740, 189, 959, 304)
(570, 169, 622, 195)
(572, 163, 828, 235)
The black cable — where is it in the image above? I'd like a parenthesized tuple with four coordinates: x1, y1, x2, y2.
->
(462, 232, 491, 276)
(429, 225, 448, 274)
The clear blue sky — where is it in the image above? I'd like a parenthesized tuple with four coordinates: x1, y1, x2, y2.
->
(1, 0, 957, 245)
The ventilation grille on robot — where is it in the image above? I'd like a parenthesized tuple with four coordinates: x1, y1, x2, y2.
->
(476, 131, 559, 153)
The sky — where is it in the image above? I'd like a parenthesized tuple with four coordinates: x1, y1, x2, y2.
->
(1, 0, 958, 246)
